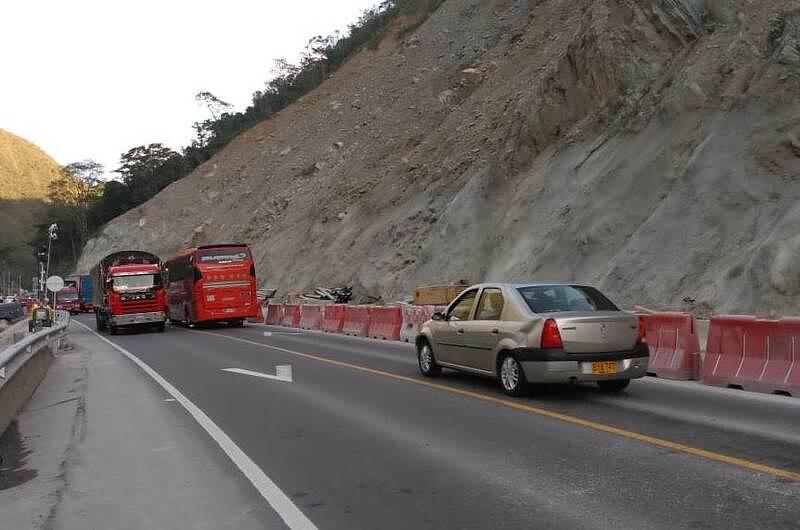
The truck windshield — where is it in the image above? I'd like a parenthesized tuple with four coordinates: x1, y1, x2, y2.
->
(112, 274, 160, 292)
(517, 285, 619, 313)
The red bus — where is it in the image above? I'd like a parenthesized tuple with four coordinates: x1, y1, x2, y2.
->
(165, 244, 258, 327)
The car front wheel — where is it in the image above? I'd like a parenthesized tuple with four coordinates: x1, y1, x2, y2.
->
(499, 354, 527, 397)
(417, 340, 441, 377)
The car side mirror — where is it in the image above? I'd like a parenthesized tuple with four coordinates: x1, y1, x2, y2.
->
(431, 312, 445, 321)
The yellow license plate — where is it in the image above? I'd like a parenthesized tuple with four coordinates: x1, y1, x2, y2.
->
(592, 361, 617, 375)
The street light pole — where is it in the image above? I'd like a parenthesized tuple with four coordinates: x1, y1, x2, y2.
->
(43, 223, 58, 305)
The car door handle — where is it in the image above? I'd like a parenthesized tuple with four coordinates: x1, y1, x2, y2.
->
(491, 329, 499, 334)
(457, 329, 465, 334)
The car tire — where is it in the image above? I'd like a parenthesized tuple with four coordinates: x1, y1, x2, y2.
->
(417, 340, 441, 377)
(597, 379, 630, 392)
(109, 324, 118, 335)
(155, 322, 166, 333)
(498, 353, 528, 397)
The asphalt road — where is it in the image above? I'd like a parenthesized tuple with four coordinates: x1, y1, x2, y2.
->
(73, 315, 800, 529)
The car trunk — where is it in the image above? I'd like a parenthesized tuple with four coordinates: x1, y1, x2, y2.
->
(552, 312, 638, 353)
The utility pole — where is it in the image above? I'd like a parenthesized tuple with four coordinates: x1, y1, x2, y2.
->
(37, 223, 58, 304)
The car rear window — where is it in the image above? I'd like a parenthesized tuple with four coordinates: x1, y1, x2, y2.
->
(517, 285, 619, 313)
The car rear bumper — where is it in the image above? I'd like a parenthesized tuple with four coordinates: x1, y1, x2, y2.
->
(112, 311, 166, 326)
(515, 343, 649, 383)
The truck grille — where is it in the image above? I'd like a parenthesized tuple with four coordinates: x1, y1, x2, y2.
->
(122, 299, 161, 313)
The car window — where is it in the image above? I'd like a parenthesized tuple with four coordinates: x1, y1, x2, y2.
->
(476, 288, 504, 320)
(517, 285, 618, 313)
(448, 289, 477, 321)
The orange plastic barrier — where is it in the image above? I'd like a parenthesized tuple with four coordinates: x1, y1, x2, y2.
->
(400, 305, 437, 343)
(321, 305, 346, 333)
(299, 305, 322, 330)
(282, 304, 302, 328)
(265, 304, 283, 325)
(639, 312, 700, 380)
(701, 315, 799, 395)
(342, 305, 370, 337)
(367, 306, 403, 340)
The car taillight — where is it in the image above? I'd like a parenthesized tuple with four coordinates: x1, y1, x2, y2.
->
(541, 319, 563, 349)
(637, 316, 647, 344)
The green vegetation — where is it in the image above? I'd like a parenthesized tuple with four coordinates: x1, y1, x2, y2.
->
(30, 0, 443, 275)
(0, 129, 63, 286)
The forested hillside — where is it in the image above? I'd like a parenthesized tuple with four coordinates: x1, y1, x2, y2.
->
(0, 129, 62, 281)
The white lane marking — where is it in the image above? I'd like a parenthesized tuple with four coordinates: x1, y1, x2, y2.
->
(264, 331, 303, 336)
(164, 398, 176, 402)
(73, 320, 317, 530)
(222, 366, 293, 383)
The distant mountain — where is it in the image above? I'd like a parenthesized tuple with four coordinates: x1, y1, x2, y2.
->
(0, 129, 62, 284)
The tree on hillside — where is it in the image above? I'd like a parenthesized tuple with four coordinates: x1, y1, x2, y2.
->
(64, 159, 105, 185)
(32, 167, 102, 268)
(115, 143, 183, 205)
(195, 91, 233, 120)
(92, 180, 132, 225)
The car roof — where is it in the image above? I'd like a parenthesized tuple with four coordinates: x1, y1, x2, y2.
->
(466, 281, 596, 289)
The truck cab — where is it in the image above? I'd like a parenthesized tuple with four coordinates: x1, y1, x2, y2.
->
(93, 251, 167, 334)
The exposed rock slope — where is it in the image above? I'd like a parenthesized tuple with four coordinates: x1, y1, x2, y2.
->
(78, 0, 800, 315)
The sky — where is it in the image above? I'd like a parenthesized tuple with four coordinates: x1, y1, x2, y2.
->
(1, 0, 380, 177)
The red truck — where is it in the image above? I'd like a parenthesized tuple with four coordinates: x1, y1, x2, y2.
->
(92, 250, 167, 334)
(55, 287, 81, 314)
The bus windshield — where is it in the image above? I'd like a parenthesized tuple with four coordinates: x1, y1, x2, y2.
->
(197, 248, 250, 265)
(112, 274, 160, 292)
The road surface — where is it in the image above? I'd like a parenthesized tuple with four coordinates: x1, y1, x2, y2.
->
(71, 315, 800, 529)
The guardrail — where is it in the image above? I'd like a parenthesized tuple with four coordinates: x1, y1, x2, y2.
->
(0, 310, 70, 436)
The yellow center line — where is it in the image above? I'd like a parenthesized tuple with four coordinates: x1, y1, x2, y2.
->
(195, 328, 800, 482)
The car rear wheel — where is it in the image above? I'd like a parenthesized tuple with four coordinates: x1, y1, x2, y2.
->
(597, 379, 630, 392)
(499, 354, 527, 397)
(417, 340, 441, 377)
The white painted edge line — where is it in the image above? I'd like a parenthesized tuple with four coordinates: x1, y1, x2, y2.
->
(73, 320, 317, 530)
(222, 366, 293, 383)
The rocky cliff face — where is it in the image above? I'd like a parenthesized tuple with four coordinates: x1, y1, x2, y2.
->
(78, 0, 800, 316)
